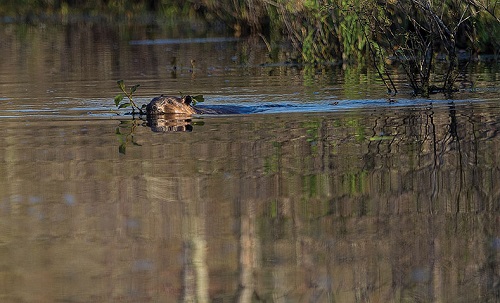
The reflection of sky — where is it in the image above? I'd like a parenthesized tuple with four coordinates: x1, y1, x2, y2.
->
(411, 268, 431, 283)
(493, 238, 500, 250)
(29, 196, 42, 204)
(64, 193, 76, 205)
(132, 259, 154, 272)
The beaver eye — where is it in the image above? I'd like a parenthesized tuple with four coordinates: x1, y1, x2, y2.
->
(152, 105, 158, 112)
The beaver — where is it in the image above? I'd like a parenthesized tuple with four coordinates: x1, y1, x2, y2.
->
(146, 95, 241, 115)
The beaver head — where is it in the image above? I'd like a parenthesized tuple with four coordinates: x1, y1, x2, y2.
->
(146, 95, 196, 115)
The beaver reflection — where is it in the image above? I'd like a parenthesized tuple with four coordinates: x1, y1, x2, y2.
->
(146, 114, 194, 132)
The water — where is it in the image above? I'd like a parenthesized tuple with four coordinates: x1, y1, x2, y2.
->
(0, 23, 499, 302)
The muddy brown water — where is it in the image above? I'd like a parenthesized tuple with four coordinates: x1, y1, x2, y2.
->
(0, 23, 499, 302)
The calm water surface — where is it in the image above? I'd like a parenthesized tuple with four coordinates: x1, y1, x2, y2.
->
(0, 23, 499, 302)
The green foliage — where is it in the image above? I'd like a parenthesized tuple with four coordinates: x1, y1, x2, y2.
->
(338, 0, 369, 62)
(266, 0, 372, 63)
(192, 95, 204, 103)
(115, 80, 145, 115)
(474, 12, 500, 55)
(180, 93, 205, 105)
(297, 2, 342, 63)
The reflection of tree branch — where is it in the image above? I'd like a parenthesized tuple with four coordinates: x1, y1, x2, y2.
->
(462, 107, 491, 204)
(429, 108, 439, 207)
(366, 113, 400, 166)
(363, 105, 475, 213)
(447, 103, 464, 213)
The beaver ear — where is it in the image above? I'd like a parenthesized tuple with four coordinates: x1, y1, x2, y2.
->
(183, 95, 193, 105)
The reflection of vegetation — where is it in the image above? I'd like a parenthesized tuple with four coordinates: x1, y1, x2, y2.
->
(269, 199, 279, 219)
(0, 0, 195, 19)
(302, 174, 318, 198)
(346, 117, 366, 142)
(115, 120, 142, 154)
(303, 120, 321, 154)
(264, 142, 281, 174)
(369, 135, 394, 141)
(345, 171, 367, 196)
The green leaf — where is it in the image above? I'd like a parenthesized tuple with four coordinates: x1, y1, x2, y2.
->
(114, 94, 124, 106)
(131, 84, 140, 94)
(117, 80, 125, 91)
(119, 143, 126, 154)
(192, 95, 204, 102)
(118, 103, 131, 109)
